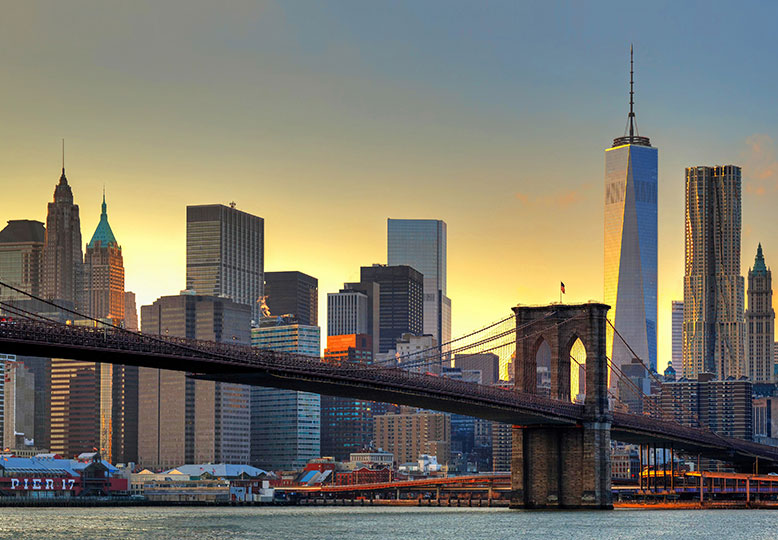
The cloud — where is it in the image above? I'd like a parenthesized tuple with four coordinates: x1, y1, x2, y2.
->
(515, 186, 587, 209)
(741, 134, 778, 193)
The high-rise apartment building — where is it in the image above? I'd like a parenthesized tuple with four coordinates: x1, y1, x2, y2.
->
(263, 271, 318, 326)
(43, 167, 84, 310)
(604, 49, 658, 377)
(683, 165, 745, 380)
(139, 293, 252, 469)
(374, 409, 451, 465)
(671, 301, 684, 369)
(186, 204, 264, 322)
(360, 265, 423, 354)
(0, 220, 45, 301)
(83, 194, 124, 323)
(251, 317, 320, 470)
(746, 244, 774, 382)
(387, 219, 451, 345)
(660, 373, 752, 440)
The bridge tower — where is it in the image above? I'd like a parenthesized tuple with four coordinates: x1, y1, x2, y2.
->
(510, 303, 612, 509)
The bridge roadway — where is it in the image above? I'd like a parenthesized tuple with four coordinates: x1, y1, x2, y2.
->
(1, 319, 777, 468)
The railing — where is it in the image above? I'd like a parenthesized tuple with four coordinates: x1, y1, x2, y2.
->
(3, 318, 778, 461)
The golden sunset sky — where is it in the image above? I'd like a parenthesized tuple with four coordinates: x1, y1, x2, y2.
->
(2, 2, 778, 371)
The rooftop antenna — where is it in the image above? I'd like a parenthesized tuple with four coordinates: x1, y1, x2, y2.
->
(628, 44, 635, 143)
(62, 138, 65, 172)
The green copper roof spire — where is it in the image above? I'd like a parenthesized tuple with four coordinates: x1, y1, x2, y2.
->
(87, 190, 118, 249)
(753, 243, 767, 275)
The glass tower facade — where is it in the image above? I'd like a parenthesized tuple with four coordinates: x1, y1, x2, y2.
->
(604, 142, 658, 377)
(387, 219, 451, 345)
(251, 320, 321, 471)
(186, 204, 264, 322)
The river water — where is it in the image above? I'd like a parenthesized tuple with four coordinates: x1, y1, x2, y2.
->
(1, 506, 778, 539)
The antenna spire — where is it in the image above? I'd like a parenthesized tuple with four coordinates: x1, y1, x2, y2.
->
(62, 138, 65, 172)
(628, 44, 635, 143)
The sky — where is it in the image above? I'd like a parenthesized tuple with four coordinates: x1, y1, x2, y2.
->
(1, 1, 778, 371)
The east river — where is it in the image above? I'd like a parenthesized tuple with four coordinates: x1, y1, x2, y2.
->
(2, 506, 778, 539)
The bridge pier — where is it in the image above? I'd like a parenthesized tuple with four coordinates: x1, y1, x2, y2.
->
(510, 303, 612, 510)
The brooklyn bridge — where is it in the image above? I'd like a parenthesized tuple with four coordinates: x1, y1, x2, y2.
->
(0, 289, 777, 510)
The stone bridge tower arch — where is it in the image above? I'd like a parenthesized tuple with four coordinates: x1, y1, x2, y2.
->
(511, 303, 612, 509)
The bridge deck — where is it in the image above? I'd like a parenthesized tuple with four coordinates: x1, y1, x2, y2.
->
(1, 319, 777, 466)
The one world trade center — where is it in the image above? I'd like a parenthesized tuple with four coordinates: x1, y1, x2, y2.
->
(604, 46, 658, 385)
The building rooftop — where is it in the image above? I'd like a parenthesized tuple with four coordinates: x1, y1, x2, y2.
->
(0, 220, 45, 244)
(166, 463, 268, 478)
(753, 243, 768, 275)
(87, 194, 118, 249)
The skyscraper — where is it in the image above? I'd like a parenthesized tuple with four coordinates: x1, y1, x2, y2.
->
(138, 293, 252, 469)
(671, 301, 684, 369)
(80, 193, 137, 464)
(83, 193, 124, 323)
(387, 219, 451, 345)
(327, 289, 369, 336)
(251, 316, 321, 470)
(342, 280, 381, 358)
(360, 265, 423, 354)
(263, 271, 318, 326)
(746, 244, 774, 382)
(43, 166, 84, 310)
(604, 47, 658, 377)
(683, 165, 744, 380)
(321, 334, 374, 461)
(186, 204, 264, 322)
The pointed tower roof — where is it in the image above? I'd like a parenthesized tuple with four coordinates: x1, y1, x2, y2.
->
(87, 192, 118, 249)
(753, 243, 767, 275)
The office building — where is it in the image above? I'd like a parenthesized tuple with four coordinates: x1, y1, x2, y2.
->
(321, 334, 375, 460)
(604, 48, 658, 378)
(672, 301, 684, 369)
(48, 358, 101, 459)
(395, 333, 438, 373)
(387, 219, 451, 345)
(342, 280, 381, 358)
(186, 204, 264, 322)
(124, 291, 138, 331)
(139, 293, 251, 469)
(251, 317, 320, 470)
(327, 289, 368, 337)
(83, 194, 124, 323)
(360, 265, 423, 354)
(746, 244, 774, 382)
(3, 359, 35, 450)
(454, 353, 500, 386)
(15, 356, 51, 450)
(683, 165, 745, 379)
(43, 166, 84, 310)
(753, 396, 778, 446)
(0, 220, 45, 302)
(661, 373, 752, 440)
(374, 409, 450, 466)
(263, 271, 318, 326)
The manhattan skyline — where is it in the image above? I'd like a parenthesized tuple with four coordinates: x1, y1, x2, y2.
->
(2, 2, 778, 373)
